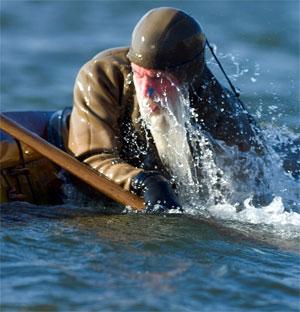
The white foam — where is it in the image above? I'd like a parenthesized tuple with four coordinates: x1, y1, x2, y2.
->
(207, 196, 300, 226)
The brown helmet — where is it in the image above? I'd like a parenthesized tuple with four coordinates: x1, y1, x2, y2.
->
(127, 7, 206, 77)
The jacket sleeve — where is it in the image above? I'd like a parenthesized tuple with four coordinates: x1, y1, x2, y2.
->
(68, 57, 142, 191)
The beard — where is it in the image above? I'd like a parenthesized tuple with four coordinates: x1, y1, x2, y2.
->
(136, 88, 195, 186)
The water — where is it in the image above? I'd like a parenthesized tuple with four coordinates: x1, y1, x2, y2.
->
(1, 1, 300, 311)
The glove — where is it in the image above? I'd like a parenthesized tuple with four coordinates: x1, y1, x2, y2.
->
(132, 171, 182, 214)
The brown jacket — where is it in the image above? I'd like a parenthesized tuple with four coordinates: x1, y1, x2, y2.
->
(68, 47, 260, 191)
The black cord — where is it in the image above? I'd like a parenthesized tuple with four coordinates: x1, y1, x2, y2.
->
(206, 39, 240, 98)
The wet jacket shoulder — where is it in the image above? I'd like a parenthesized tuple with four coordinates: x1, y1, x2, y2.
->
(68, 47, 142, 191)
(191, 66, 262, 152)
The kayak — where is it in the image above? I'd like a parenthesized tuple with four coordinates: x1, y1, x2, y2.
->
(0, 111, 67, 205)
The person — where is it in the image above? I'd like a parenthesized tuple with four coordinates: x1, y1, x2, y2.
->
(67, 7, 262, 213)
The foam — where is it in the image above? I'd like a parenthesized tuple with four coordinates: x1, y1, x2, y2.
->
(207, 196, 300, 226)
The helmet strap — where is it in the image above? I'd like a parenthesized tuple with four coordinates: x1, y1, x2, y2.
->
(206, 39, 240, 98)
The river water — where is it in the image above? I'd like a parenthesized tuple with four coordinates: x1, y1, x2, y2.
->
(1, 1, 300, 311)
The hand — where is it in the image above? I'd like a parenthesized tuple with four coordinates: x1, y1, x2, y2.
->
(132, 171, 182, 214)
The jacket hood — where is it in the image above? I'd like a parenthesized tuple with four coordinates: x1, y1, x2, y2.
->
(127, 7, 206, 72)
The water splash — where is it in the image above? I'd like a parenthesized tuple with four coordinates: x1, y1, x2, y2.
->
(140, 77, 300, 242)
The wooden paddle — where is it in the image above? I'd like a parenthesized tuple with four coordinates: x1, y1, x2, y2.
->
(0, 113, 145, 211)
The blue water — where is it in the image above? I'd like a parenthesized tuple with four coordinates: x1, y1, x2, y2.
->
(1, 1, 300, 311)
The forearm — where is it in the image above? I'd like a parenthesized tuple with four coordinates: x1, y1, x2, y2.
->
(84, 153, 143, 191)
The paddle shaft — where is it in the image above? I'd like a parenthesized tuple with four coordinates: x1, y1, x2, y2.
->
(0, 114, 145, 210)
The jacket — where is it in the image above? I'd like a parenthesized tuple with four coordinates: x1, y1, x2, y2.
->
(68, 47, 259, 191)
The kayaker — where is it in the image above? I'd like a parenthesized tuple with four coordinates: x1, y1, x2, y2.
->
(67, 7, 262, 213)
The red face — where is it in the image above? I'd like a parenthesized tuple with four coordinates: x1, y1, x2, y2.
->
(132, 63, 180, 114)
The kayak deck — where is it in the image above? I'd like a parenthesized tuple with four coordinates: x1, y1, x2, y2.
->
(0, 111, 62, 204)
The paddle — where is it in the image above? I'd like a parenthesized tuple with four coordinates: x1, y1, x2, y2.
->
(0, 113, 145, 211)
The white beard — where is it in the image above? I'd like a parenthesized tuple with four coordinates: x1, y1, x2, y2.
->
(136, 90, 195, 186)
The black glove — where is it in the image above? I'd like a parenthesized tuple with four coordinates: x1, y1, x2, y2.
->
(132, 171, 182, 214)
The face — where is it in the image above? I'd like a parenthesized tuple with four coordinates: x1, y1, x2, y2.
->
(132, 63, 181, 126)
(132, 63, 194, 185)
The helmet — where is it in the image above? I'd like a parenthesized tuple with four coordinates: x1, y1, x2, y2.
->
(127, 7, 206, 72)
